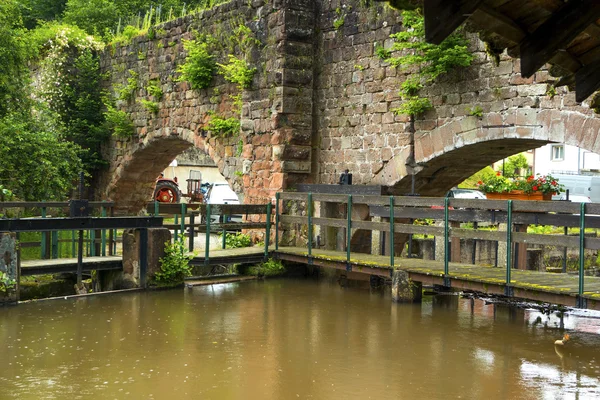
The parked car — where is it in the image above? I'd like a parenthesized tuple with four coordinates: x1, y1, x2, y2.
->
(557, 194, 591, 203)
(446, 189, 487, 199)
(205, 183, 242, 224)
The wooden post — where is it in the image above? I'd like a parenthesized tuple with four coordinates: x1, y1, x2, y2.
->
(450, 221, 461, 262)
(514, 224, 528, 269)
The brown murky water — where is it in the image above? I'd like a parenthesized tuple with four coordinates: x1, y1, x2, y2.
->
(1, 279, 599, 399)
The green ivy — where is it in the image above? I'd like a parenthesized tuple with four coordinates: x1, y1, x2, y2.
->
(219, 232, 251, 248)
(467, 105, 483, 117)
(116, 70, 139, 101)
(207, 115, 240, 137)
(139, 99, 159, 114)
(375, 45, 391, 60)
(0, 271, 16, 294)
(177, 37, 216, 90)
(218, 55, 256, 90)
(155, 235, 193, 285)
(104, 104, 134, 138)
(385, 9, 473, 117)
(245, 258, 286, 277)
(146, 79, 163, 100)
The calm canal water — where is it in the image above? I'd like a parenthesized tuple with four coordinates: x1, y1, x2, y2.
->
(1, 279, 599, 399)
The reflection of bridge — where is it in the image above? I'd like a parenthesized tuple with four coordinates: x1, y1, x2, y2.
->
(4, 196, 600, 310)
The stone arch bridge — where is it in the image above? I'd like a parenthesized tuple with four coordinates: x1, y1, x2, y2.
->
(96, 0, 600, 213)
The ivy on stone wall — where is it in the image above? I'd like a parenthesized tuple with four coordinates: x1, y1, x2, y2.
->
(177, 35, 216, 89)
(382, 10, 473, 117)
(177, 23, 260, 139)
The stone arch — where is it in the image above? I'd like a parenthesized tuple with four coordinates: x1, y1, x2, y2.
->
(103, 129, 238, 213)
(371, 108, 600, 196)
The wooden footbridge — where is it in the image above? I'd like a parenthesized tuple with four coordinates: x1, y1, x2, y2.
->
(3, 192, 600, 310)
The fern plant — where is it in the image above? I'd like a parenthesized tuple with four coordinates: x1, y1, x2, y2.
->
(385, 10, 473, 117)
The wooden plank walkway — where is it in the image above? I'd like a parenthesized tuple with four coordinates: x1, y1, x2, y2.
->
(185, 276, 256, 286)
(21, 256, 122, 276)
(190, 246, 267, 266)
(274, 246, 600, 309)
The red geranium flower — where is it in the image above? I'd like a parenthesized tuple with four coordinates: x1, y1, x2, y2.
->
(532, 185, 538, 191)
(496, 171, 501, 176)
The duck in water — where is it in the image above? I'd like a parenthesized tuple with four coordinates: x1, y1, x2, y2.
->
(555, 333, 570, 346)
(554, 333, 571, 363)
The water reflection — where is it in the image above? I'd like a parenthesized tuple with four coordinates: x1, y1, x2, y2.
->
(0, 280, 598, 399)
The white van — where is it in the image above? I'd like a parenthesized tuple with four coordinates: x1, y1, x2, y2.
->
(205, 183, 242, 223)
(551, 174, 600, 203)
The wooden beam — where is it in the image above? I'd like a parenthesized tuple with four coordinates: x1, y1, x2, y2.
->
(520, 0, 600, 78)
(576, 58, 600, 102)
(470, 4, 525, 43)
(424, 0, 483, 45)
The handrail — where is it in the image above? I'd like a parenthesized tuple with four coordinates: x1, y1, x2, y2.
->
(277, 192, 598, 307)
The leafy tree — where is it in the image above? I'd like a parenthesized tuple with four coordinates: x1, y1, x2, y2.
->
(0, 114, 82, 200)
(497, 154, 531, 178)
(459, 166, 495, 189)
(0, 0, 32, 118)
(62, 0, 120, 37)
(18, 0, 68, 29)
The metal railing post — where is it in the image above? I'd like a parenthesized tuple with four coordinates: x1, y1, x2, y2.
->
(205, 204, 211, 266)
(265, 203, 272, 260)
(90, 230, 96, 257)
(444, 197, 449, 278)
(275, 192, 280, 251)
(307, 193, 313, 256)
(389, 196, 395, 268)
(139, 228, 148, 288)
(41, 204, 47, 259)
(506, 200, 513, 291)
(174, 213, 179, 240)
(101, 203, 107, 256)
(578, 202, 586, 307)
(51, 230, 58, 259)
(346, 195, 352, 266)
(189, 212, 195, 252)
(180, 203, 186, 238)
(154, 201, 159, 216)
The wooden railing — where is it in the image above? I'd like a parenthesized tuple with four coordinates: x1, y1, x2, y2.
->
(146, 202, 273, 262)
(0, 201, 116, 259)
(277, 192, 600, 307)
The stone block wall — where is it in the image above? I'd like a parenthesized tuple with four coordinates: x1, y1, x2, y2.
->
(98, 0, 600, 211)
(99, 0, 318, 211)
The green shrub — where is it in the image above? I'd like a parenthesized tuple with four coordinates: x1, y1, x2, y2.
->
(219, 232, 251, 249)
(116, 70, 139, 101)
(177, 38, 216, 90)
(375, 45, 391, 60)
(104, 105, 134, 138)
(468, 105, 483, 117)
(218, 55, 256, 89)
(155, 235, 193, 285)
(207, 115, 240, 137)
(0, 271, 16, 293)
(246, 258, 286, 277)
(139, 99, 159, 114)
(146, 79, 163, 100)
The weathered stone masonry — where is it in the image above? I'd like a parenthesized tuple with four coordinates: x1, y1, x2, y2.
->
(98, 0, 600, 211)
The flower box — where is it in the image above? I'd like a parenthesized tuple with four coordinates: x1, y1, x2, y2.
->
(485, 190, 552, 201)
